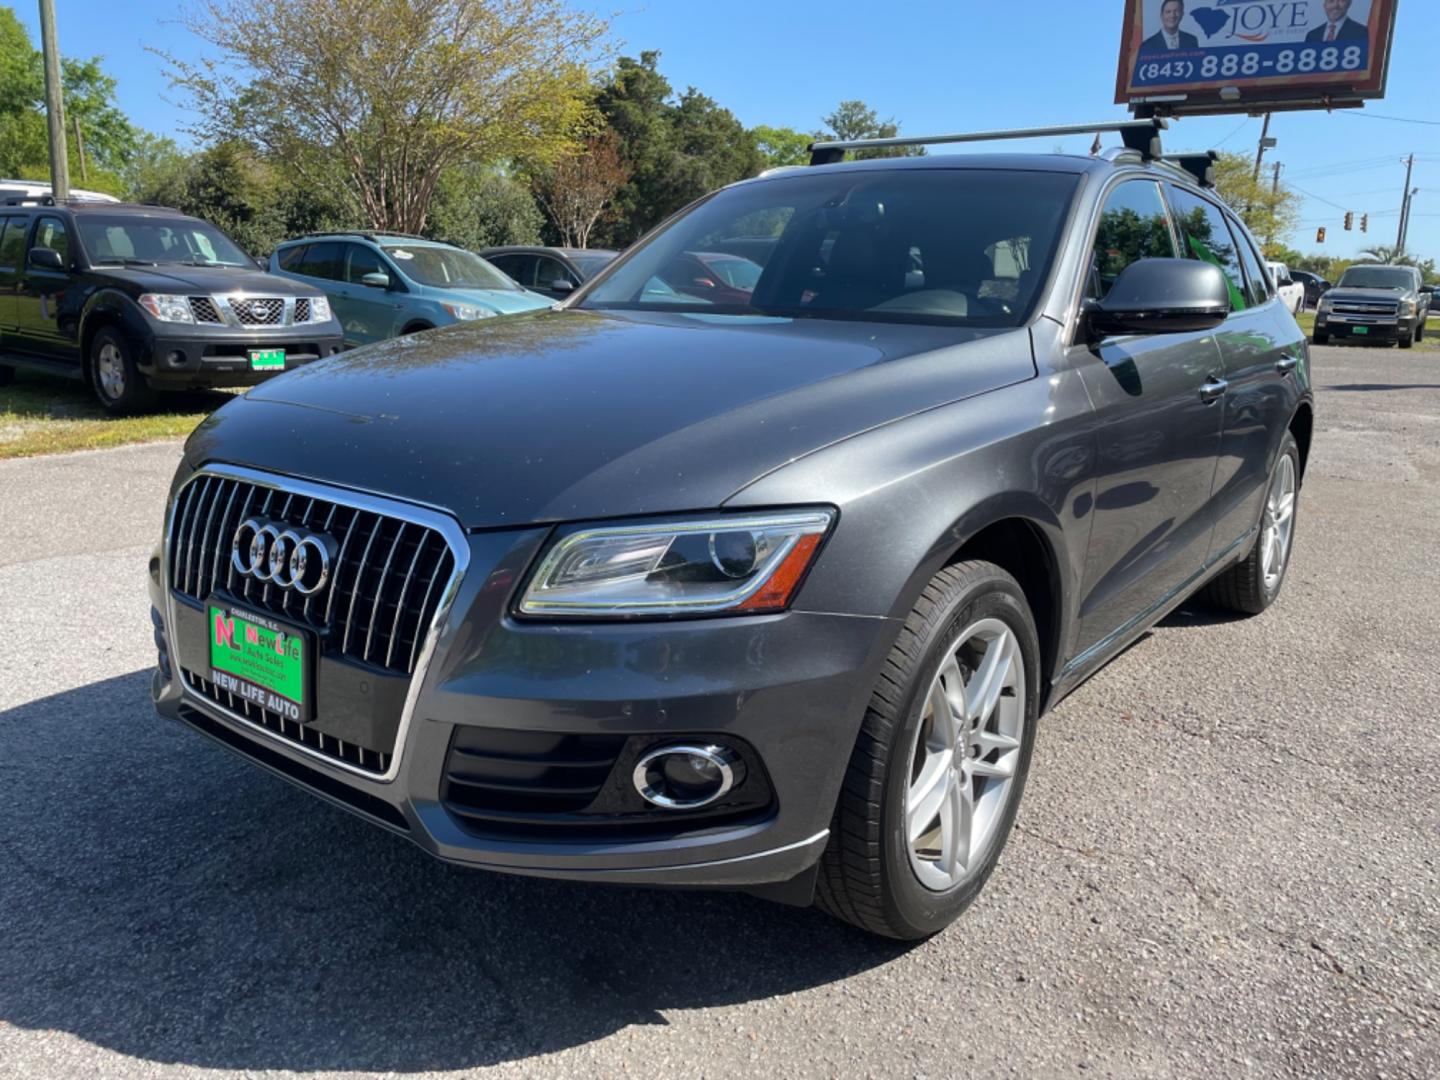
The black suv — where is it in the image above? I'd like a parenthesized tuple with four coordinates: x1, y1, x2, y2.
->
(1314, 263, 1429, 348)
(0, 200, 342, 412)
(150, 121, 1313, 939)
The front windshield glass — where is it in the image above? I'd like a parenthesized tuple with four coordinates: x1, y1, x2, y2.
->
(384, 245, 520, 290)
(581, 168, 1080, 327)
(1338, 266, 1414, 290)
(570, 252, 617, 278)
(77, 216, 253, 267)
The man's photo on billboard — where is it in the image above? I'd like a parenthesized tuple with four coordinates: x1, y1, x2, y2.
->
(1140, 0, 1200, 53)
(1306, 0, 1367, 42)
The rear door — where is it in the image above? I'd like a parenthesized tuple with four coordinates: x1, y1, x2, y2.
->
(1074, 178, 1227, 650)
(530, 253, 580, 299)
(488, 252, 538, 288)
(1166, 187, 1304, 564)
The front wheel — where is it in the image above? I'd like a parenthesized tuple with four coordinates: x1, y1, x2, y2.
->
(89, 327, 155, 415)
(1312, 331, 1329, 346)
(815, 561, 1039, 940)
(1399, 328, 1414, 350)
(0, 364, 13, 387)
(1205, 431, 1300, 615)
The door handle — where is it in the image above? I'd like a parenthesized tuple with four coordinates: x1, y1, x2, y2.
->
(1198, 377, 1228, 403)
(1276, 354, 1299, 374)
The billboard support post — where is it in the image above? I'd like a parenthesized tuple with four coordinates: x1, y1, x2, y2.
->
(1252, 113, 1272, 183)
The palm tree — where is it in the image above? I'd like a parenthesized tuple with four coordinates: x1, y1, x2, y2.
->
(1359, 245, 1412, 266)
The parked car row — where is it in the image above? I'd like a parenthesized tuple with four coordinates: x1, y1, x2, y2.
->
(0, 194, 620, 412)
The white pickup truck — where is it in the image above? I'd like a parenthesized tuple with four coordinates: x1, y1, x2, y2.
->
(1267, 262, 1306, 314)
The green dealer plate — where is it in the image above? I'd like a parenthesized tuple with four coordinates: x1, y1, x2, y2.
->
(249, 348, 286, 371)
(208, 603, 311, 723)
(1351, 326, 1369, 335)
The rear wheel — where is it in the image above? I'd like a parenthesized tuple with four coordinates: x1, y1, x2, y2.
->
(1205, 431, 1300, 615)
(815, 561, 1039, 940)
(88, 326, 156, 415)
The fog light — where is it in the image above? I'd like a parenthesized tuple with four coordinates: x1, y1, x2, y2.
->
(167, 350, 187, 368)
(633, 744, 742, 809)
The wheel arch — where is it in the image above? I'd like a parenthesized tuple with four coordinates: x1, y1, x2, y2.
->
(78, 293, 142, 388)
(400, 320, 435, 336)
(1288, 399, 1314, 483)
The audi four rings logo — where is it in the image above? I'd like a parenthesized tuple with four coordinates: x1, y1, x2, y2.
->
(231, 518, 336, 595)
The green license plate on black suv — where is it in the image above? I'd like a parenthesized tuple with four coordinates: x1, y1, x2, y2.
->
(208, 603, 310, 723)
(249, 348, 286, 371)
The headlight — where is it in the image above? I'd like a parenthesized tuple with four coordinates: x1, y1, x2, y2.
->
(1316, 296, 1331, 312)
(138, 294, 194, 323)
(309, 295, 331, 322)
(1399, 299, 1416, 316)
(518, 510, 835, 617)
(443, 303, 495, 321)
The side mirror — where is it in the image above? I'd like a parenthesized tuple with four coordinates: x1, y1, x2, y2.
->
(1086, 258, 1229, 339)
(29, 247, 64, 270)
(547, 278, 574, 294)
(360, 272, 391, 289)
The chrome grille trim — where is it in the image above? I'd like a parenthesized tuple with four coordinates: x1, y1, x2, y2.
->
(294, 297, 311, 323)
(226, 296, 286, 325)
(163, 463, 471, 783)
(189, 297, 224, 323)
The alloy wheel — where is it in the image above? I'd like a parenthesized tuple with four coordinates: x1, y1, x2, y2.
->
(904, 618, 1025, 892)
(96, 342, 126, 402)
(1261, 453, 1297, 591)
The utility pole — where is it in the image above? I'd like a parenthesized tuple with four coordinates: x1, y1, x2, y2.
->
(1398, 187, 1419, 255)
(1396, 154, 1414, 254)
(1271, 161, 1282, 194)
(38, 0, 69, 200)
(1253, 113, 1274, 183)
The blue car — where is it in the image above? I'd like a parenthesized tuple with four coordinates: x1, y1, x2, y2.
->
(269, 232, 552, 347)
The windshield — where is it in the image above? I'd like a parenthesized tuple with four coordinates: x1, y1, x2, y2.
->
(570, 252, 617, 278)
(581, 168, 1080, 327)
(1338, 266, 1414, 291)
(384, 245, 520, 290)
(77, 216, 253, 267)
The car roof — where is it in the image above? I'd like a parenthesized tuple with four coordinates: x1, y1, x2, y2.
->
(1, 201, 200, 218)
(481, 245, 619, 257)
(277, 233, 458, 249)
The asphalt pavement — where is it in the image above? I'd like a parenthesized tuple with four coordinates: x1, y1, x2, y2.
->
(1, 343, 1437, 1079)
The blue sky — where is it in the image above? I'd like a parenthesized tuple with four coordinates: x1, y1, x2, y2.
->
(14, 0, 1438, 262)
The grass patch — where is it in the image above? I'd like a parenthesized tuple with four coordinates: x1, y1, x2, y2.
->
(0, 369, 232, 460)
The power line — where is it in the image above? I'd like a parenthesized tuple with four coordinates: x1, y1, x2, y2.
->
(1340, 111, 1440, 128)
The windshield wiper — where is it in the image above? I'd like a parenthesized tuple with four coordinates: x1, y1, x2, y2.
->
(174, 260, 250, 268)
(93, 257, 157, 266)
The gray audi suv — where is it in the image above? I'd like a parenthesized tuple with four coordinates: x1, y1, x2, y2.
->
(150, 123, 1312, 939)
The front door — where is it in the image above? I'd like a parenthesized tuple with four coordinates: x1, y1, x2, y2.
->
(1073, 179, 1227, 652)
(0, 215, 25, 341)
(337, 242, 401, 346)
(15, 215, 79, 362)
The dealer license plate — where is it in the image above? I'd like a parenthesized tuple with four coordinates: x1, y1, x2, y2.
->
(249, 348, 286, 371)
(1352, 326, 1369, 335)
(208, 603, 310, 723)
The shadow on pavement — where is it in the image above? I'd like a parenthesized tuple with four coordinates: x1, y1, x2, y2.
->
(1324, 383, 1440, 393)
(0, 671, 907, 1072)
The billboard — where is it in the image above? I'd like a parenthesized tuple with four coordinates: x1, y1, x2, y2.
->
(1115, 0, 1400, 113)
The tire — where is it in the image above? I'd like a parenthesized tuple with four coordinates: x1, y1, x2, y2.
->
(1205, 430, 1300, 616)
(1399, 328, 1414, 350)
(0, 364, 13, 387)
(400, 322, 434, 337)
(88, 326, 155, 415)
(1312, 331, 1329, 346)
(815, 560, 1040, 940)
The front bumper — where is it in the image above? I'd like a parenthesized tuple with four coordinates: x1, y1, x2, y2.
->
(149, 522, 895, 892)
(1314, 313, 1416, 342)
(139, 322, 345, 388)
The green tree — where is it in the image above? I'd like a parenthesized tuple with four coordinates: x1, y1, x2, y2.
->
(593, 52, 762, 244)
(751, 124, 813, 169)
(163, 0, 608, 233)
(429, 167, 544, 250)
(821, 100, 921, 160)
(1211, 152, 1300, 256)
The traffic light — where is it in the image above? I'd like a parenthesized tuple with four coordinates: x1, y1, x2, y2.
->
(1361, 214, 1369, 233)
(1317, 227, 1327, 244)
(1344, 211, 1354, 231)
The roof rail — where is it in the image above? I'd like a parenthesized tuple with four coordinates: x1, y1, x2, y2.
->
(1160, 151, 1219, 189)
(807, 119, 1168, 166)
(294, 230, 432, 244)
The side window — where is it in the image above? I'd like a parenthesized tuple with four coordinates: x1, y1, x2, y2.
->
(1165, 185, 1247, 312)
(1228, 217, 1271, 307)
(295, 241, 342, 281)
(491, 253, 536, 287)
(533, 255, 574, 289)
(32, 215, 71, 266)
(0, 216, 26, 267)
(345, 243, 386, 284)
(1089, 180, 1175, 300)
(276, 244, 308, 271)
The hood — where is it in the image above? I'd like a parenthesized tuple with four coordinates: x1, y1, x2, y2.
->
(454, 287, 554, 315)
(1324, 286, 1410, 304)
(97, 264, 321, 296)
(184, 309, 1034, 529)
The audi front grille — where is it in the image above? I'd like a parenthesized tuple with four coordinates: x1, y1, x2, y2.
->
(166, 468, 465, 776)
